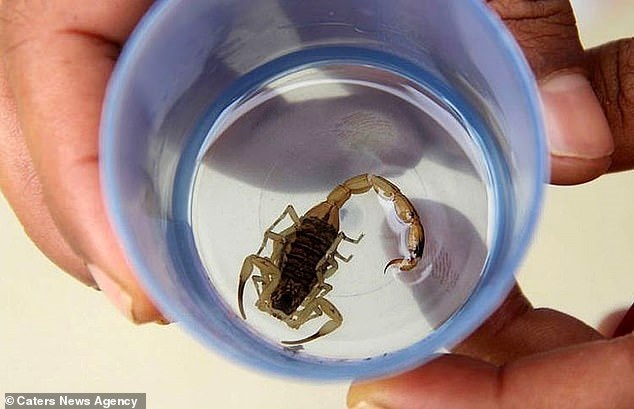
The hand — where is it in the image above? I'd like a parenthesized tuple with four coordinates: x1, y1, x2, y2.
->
(0, 0, 162, 323)
(348, 1, 634, 408)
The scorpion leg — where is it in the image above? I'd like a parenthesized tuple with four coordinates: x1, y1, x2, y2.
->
(251, 276, 263, 299)
(251, 275, 270, 299)
(335, 231, 365, 263)
(282, 294, 343, 345)
(285, 283, 333, 328)
(322, 258, 341, 281)
(238, 254, 281, 319)
(341, 231, 365, 244)
(316, 231, 364, 281)
(256, 204, 301, 255)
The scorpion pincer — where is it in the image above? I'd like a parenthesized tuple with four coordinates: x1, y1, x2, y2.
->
(237, 173, 425, 345)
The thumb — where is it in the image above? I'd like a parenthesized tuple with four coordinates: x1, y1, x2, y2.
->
(586, 39, 634, 175)
(347, 334, 634, 409)
(541, 38, 634, 184)
(489, 0, 615, 185)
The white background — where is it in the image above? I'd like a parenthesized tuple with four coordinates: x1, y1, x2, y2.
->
(1, 1, 633, 408)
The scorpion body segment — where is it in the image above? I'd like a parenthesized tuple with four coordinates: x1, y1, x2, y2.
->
(237, 173, 425, 344)
(270, 216, 337, 315)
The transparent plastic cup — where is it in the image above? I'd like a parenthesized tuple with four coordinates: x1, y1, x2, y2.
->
(101, 0, 547, 380)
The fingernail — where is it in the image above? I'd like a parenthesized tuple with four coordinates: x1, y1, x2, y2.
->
(87, 264, 135, 322)
(540, 72, 614, 160)
(154, 315, 172, 325)
(350, 402, 388, 409)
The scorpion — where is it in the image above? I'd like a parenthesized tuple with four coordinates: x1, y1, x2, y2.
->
(237, 173, 425, 345)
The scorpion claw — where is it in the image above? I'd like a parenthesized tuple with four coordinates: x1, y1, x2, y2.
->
(384, 256, 419, 274)
(238, 282, 248, 320)
(281, 319, 341, 346)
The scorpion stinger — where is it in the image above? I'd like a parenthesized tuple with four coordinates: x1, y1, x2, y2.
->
(237, 173, 424, 344)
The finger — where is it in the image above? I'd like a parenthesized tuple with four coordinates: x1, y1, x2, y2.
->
(348, 334, 634, 409)
(613, 303, 634, 338)
(586, 38, 634, 174)
(1, 0, 162, 323)
(0, 61, 93, 286)
(452, 285, 603, 365)
(488, 0, 614, 184)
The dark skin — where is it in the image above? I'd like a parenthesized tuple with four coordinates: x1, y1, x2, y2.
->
(0, 1, 632, 407)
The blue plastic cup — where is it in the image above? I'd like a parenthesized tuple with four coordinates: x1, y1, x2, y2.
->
(101, 0, 547, 380)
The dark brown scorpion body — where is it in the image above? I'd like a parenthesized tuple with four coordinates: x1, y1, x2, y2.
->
(238, 173, 424, 345)
(269, 216, 338, 316)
